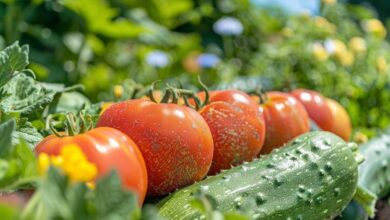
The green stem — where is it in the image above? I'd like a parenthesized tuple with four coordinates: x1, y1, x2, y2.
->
(353, 186, 377, 218)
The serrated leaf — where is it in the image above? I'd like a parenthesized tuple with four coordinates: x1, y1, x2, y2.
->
(0, 74, 58, 115)
(0, 120, 15, 156)
(0, 42, 29, 88)
(13, 117, 43, 149)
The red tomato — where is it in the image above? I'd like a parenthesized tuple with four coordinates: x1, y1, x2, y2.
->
(200, 90, 265, 174)
(97, 100, 214, 197)
(255, 92, 310, 154)
(291, 89, 333, 131)
(326, 98, 352, 141)
(35, 127, 147, 204)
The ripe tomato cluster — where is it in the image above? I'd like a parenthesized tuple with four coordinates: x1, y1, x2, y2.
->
(35, 87, 351, 204)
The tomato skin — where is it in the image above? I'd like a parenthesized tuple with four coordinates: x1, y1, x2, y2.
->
(256, 92, 310, 154)
(210, 90, 259, 115)
(35, 127, 147, 204)
(197, 90, 265, 174)
(291, 89, 334, 131)
(97, 100, 214, 197)
(326, 98, 352, 141)
(200, 101, 265, 174)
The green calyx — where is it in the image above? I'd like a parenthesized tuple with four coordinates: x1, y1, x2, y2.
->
(48, 112, 94, 137)
(148, 76, 210, 111)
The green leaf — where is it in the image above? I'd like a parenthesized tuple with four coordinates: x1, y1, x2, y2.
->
(0, 120, 15, 156)
(63, 0, 146, 38)
(0, 160, 9, 180)
(0, 74, 60, 115)
(0, 42, 29, 88)
(94, 171, 139, 219)
(13, 117, 43, 149)
(11, 139, 38, 179)
(21, 168, 150, 219)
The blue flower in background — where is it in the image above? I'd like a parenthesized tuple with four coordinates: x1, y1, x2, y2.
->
(146, 50, 170, 68)
(213, 17, 244, 36)
(250, 0, 320, 15)
(197, 53, 221, 68)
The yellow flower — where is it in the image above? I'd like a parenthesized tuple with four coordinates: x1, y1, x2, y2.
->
(314, 17, 329, 28)
(333, 40, 347, 57)
(348, 37, 366, 55)
(113, 85, 124, 99)
(38, 144, 98, 184)
(323, 0, 336, 5)
(312, 43, 329, 61)
(281, 27, 293, 37)
(338, 50, 355, 67)
(38, 153, 50, 175)
(314, 17, 336, 33)
(376, 56, 388, 74)
(362, 19, 387, 38)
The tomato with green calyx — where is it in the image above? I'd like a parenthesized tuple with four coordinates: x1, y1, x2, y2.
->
(326, 98, 352, 141)
(253, 91, 310, 154)
(291, 89, 333, 131)
(196, 89, 265, 175)
(35, 114, 147, 204)
(97, 88, 214, 197)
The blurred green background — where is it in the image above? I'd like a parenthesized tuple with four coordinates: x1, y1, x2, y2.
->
(1, 0, 390, 137)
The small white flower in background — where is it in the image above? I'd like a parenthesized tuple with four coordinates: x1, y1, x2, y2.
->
(146, 50, 170, 68)
(213, 17, 244, 36)
(197, 53, 221, 68)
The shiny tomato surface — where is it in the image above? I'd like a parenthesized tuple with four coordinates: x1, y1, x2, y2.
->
(326, 98, 352, 141)
(97, 99, 214, 197)
(255, 92, 310, 154)
(291, 89, 333, 131)
(35, 127, 147, 204)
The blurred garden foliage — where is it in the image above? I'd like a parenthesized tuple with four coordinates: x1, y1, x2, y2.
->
(0, 0, 390, 137)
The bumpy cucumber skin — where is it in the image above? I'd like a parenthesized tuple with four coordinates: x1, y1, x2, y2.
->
(358, 133, 390, 198)
(158, 132, 359, 220)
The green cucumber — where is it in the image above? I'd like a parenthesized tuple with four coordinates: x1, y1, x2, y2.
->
(158, 131, 363, 219)
(337, 131, 390, 220)
(358, 132, 390, 198)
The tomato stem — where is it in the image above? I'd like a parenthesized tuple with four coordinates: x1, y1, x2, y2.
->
(65, 113, 77, 136)
(48, 118, 65, 138)
(251, 88, 268, 105)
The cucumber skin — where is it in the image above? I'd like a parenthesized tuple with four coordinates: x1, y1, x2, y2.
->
(358, 132, 390, 198)
(158, 132, 359, 220)
(338, 131, 390, 220)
